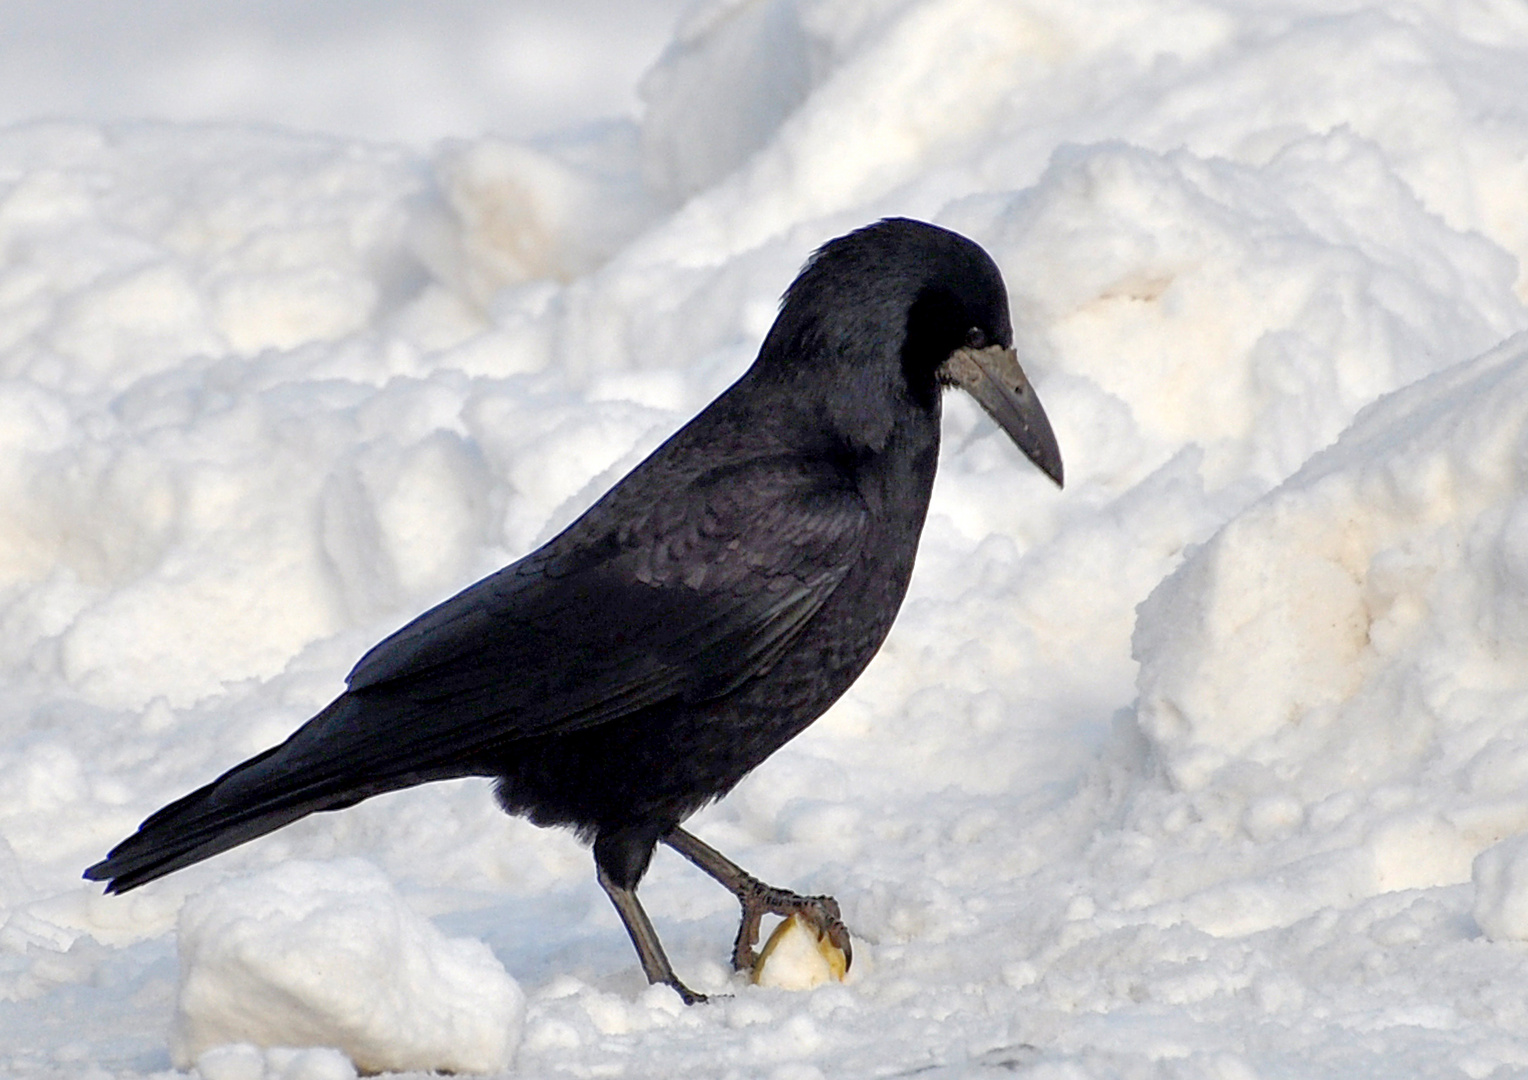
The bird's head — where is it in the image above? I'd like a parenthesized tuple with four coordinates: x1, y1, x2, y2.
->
(757, 218, 1062, 487)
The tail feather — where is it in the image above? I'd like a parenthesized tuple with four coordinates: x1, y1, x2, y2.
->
(84, 695, 473, 893)
(85, 747, 369, 893)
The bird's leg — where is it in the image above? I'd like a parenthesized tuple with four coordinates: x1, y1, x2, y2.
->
(663, 827, 852, 974)
(596, 864, 706, 1005)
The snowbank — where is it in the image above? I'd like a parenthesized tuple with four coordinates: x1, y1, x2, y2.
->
(1473, 834, 1528, 943)
(1130, 332, 1528, 928)
(173, 859, 522, 1074)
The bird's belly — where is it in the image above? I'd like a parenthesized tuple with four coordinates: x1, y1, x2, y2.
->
(489, 570, 903, 839)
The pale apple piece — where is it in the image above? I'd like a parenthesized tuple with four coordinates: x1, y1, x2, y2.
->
(751, 912, 848, 989)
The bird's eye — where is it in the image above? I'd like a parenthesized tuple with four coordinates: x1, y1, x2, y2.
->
(965, 327, 987, 348)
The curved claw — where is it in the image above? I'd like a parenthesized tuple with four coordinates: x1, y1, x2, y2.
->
(731, 881, 853, 974)
(667, 978, 708, 1006)
(662, 827, 853, 983)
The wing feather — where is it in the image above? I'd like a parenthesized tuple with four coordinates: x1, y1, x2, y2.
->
(338, 455, 868, 766)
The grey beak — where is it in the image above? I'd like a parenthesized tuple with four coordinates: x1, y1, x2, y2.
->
(940, 344, 1064, 488)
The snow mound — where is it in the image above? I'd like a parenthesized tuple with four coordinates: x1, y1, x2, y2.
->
(173, 859, 523, 1075)
(1130, 332, 1528, 928)
(1473, 834, 1528, 942)
(194, 1043, 356, 1080)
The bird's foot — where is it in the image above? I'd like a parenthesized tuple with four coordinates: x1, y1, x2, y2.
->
(660, 828, 852, 981)
(664, 976, 708, 1005)
(730, 878, 852, 974)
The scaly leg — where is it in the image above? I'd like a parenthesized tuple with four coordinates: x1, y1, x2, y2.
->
(596, 864, 706, 1004)
(663, 827, 851, 973)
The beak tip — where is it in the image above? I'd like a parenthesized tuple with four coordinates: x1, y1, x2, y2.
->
(1033, 443, 1064, 490)
(943, 344, 1065, 492)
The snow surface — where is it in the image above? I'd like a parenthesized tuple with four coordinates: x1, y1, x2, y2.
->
(4, 0, 1528, 1077)
(0, 1, 690, 146)
(174, 860, 522, 1074)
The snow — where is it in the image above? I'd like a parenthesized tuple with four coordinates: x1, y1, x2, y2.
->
(0, 1, 690, 147)
(1, 0, 1528, 1077)
(174, 860, 522, 1074)
(194, 1043, 357, 1080)
(1473, 836, 1528, 944)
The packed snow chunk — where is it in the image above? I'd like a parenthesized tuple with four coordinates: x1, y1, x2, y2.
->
(639, 0, 814, 199)
(413, 129, 657, 305)
(173, 859, 523, 1075)
(1473, 834, 1528, 942)
(1132, 332, 1528, 900)
(195, 1043, 356, 1080)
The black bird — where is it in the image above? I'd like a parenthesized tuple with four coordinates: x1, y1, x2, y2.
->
(85, 218, 1062, 1002)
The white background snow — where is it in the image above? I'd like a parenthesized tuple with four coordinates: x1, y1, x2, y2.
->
(3, 0, 1528, 1076)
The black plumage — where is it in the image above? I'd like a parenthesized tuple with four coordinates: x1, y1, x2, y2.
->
(85, 217, 1062, 1001)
